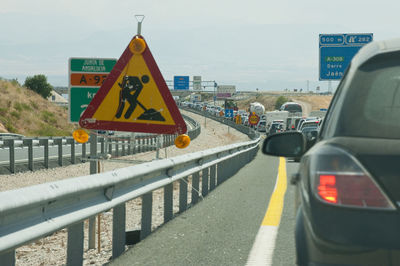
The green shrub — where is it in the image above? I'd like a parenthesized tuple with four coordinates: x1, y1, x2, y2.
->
(14, 102, 23, 112)
(21, 103, 32, 111)
(10, 111, 21, 119)
(5, 121, 17, 133)
(41, 111, 57, 124)
(33, 124, 70, 136)
(275, 96, 290, 110)
(24, 75, 52, 98)
(0, 107, 7, 116)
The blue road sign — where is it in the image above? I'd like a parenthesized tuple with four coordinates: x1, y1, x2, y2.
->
(319, 33, 373, 80)
(174, 76, 189, 90)
(225, 109, 234, 118)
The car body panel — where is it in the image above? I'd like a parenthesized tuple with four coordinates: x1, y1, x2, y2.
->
(263, 38, 400, 265)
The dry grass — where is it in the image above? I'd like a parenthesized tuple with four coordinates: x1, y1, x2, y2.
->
(0, 79, 77, 136)
(236, 92, 333, 112)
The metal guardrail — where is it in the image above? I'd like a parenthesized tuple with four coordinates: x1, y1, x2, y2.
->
(0, 136, 260, 265)
(0, 114, 200, 174)
(181, 106, 259, 140)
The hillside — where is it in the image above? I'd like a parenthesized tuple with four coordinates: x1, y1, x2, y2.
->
(0, 79, 77, 136)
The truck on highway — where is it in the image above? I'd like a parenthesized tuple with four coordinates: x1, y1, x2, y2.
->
(249, 102, 265, 116)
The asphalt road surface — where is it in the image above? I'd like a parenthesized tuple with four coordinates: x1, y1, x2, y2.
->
(109, 148, 299, 266)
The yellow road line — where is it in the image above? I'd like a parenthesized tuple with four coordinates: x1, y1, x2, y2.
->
(246, 157, 288, 265)
(262, 157, 287, 226)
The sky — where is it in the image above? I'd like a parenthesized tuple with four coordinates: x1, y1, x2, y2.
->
(1, 0, 400, 92)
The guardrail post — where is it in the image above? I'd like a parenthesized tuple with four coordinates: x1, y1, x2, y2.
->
(108, 140, 112, 156)
(202, 168, 209, 197)
(138, 138, 142, 153)
(88, 133, 98, 249)
(164, 183, 173, 223)
(141, 192, 153, 240)
(113, 204, 126, 259)
(4, 139, 15, 173)
(39, 138, 49, 168)
(127, 137, 131, 154)
(90, 133, 97, 175)
(54, 138, 63, 166)
(210, 164, 216, 191)
(179, 177, 188, 213)
(68, 138, 76, 164)
(132, 135, 137, 154)
(23, 138, 34, 171)
(82, 142, 86, 161)
(100, 137, 105, 155)
(115, 139, 119, 157)
(0, 249, 15, 266)
(67, 221, 84, 266)
(192, 172, 200, 205)
(122, 138, 126, 156)
(149, 137, 152, 151)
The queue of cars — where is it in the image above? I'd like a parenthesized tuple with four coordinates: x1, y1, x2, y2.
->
(181, 101, 324, 140)
(263, 38, 400, 265)
(180, 101, 252, 125)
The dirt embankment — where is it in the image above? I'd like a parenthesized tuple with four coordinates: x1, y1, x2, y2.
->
(0, 79, 77, 136)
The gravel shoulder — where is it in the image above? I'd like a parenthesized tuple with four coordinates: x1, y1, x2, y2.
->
(2, 110, 250, 265)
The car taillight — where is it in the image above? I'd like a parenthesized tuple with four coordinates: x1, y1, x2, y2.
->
(312, 146, 395, 210)
(317, 175, 337, 204)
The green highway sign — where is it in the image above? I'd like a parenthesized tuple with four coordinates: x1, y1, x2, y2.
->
(70, 58, 117, 73)
(68, 57, 117, 123)
(69, 87, 100, 123)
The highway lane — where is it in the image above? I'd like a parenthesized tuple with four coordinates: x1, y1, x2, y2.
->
(110, 149, 299, 266)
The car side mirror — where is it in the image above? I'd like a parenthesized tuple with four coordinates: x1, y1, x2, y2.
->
(262, 132, 306, 157)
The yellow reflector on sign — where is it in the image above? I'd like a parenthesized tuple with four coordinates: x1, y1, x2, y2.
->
(73, 129, 89, 143)
(129, 37, 146, 54)
(174, 134, 190, 149)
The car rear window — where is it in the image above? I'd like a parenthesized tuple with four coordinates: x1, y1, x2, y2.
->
(338, 52, 400, 139)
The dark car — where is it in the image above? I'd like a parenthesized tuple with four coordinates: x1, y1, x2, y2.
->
(267, 122, 283, 136)
(262, 38, 400, 265)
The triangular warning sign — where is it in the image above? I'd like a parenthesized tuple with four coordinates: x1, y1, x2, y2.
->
(79, 35, 187, 135)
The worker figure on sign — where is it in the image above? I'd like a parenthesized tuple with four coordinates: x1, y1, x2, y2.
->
(115, 75, 148, 119)
(115, 75, 165, 121)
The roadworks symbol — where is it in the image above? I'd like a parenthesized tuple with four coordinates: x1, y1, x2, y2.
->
(115, 75, 165, 121)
